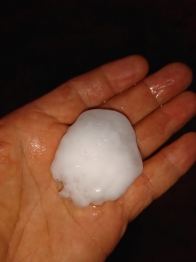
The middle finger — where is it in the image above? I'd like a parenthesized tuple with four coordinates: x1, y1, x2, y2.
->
(101, 62, 192, 125)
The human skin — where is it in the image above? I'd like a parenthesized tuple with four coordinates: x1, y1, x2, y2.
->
(0, 55, 195, 262)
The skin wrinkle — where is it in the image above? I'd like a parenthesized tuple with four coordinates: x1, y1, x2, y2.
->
(17, 111, 65, 166)
(85, 83, 105, 106)
(16, 111, 67, 158)
(160, 149, 182, 179)
(99, 66, 117, 96)
(131, 196, 149, 221)
(100, 56, 149, 94)
(158, 103, 182, 135)
(16, 242, 49, 262)
(0, 127, 18, 145)
(119, 186, 150, 222)
(66, 81, 87, 112)
(23, 107, 57, 130)
(147, 149, 182, 201)
(65, 203, 106, 261)
(0, 231, 8, 256)
(10, 183, 38, 262)
(33, 84, 82, 125)
(124, 164, 169, 223)
(36, 97, 58, 123)
(140, 170, 159, 201)
(9, 135, 47, 262)
(7, 198, 21, 259)
(0, 199, 11, 212)
(6, 131, 24, 262)
(61, 84, 87, 124)
(148, 108, 172, 136)
(143, 80, 161, 108)
(42, 204, 54, 261)
(101, 77, 164, 126)
(11, 188, 49, 262)
(72, 79, 98, 108)
(32, 103, 63, 125)
(27, 182, 63, 260)
(69, 66, 117, 109)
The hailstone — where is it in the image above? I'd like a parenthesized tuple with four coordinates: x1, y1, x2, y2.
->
(51, 109, 143, 207)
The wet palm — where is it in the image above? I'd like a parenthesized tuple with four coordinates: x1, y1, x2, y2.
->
(0, 56, 195, 262)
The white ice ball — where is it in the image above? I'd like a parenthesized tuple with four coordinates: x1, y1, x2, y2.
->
(51, 109, 143, 207)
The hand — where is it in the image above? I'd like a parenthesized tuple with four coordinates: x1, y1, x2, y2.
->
(0, 56, 195, 262)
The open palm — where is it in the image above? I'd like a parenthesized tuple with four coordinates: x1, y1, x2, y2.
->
(1, 56, 196, 262)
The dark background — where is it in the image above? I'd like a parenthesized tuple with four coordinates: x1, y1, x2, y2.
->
(0, 1, 195, 261)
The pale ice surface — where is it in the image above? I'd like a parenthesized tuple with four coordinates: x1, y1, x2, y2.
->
(50, 109, 143, 207)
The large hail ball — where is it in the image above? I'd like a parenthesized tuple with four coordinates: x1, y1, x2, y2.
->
(51, 109, 143, 207)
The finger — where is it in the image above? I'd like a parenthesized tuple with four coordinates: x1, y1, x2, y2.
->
(33, 55, 148, 124)
(120, 132, 196, 221)
(135, 91, 196, 159)
(102, 63, 193, 124)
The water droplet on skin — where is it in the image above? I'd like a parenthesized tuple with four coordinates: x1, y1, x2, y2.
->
(149, 85, 164, 99)
(91, 205, 100, 217)
(29, 137, 46, 159)
(149, 79, 174, 100)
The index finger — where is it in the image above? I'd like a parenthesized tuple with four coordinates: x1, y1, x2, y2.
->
(33, 55, 148, 124)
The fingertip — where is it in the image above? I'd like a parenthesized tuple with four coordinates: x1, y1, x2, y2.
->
(129, 54, 149, 78)
(172, 61, 193, 73)
(129, 54, 149, 72)
(184, 131, 196, 155)
(164, 62, 193, 88)
(182, 91, 196, 113)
